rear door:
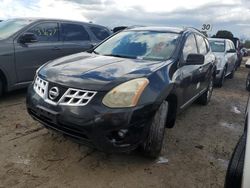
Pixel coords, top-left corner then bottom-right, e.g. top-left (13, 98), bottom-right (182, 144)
top-left (225, 40), bottom-right (234, 74)
top-left (14, 21), bottom-right (64, 83)
top-left (88, 25), bottom-right (111, 44)
top-left (60, 22), bottom-right (94, 56)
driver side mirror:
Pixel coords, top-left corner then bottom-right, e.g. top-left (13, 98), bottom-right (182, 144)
top-left (19, 33), bottom-right (38, 44)
top-left (246, 63), bottom-right (250, 69)
top-left (186, 54), bottom-right (205, 65)
top-left (226, 49), bottom-right (236, 53)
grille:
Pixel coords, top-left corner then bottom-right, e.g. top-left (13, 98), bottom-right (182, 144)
top-left (33, 76), bottom-right (48, 98)
top-left (59, 88), bottom-right (96, 106)
top-left (33, 76), bottom-right (96, 106)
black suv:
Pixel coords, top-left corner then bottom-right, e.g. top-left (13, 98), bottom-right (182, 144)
top-left (26, 27), bottom-right (216, 158)
top-left (0, 18), bottom-right (111, 96)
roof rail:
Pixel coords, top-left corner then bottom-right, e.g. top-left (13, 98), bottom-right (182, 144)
top-left (184, 27), bottom-right (203, 34)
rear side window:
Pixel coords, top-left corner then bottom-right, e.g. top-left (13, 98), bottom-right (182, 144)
top-left (62, 23), bottom-right (90, 41)
top-left (89, 26), bottom-right (110, 40)
top-left (196, 35), bottom-right (208, 55)
top-left (27, 22), bottom-right (59, 42)
top-left (204, 38), bottom-right (210, 52)
top-left (183, 34), bottom-right (198, 61)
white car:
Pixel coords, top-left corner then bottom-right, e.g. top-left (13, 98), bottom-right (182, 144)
top-left (209, 38), bottom-right (237, 87)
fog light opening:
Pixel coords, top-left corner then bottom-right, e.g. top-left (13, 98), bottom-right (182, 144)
top-left (108, 129), bottom-right (128, 142)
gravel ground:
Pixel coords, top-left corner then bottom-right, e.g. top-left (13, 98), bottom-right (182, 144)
top-left (0, 58), bottom-right (249, 188)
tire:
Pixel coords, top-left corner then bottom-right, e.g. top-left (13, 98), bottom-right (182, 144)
top-left (246, 73), bottom-right (250, 91)
top-left (217, 68), bottom-right (226, 88)
top-left (141, 101), bottom-right (168, 158)
top-left (228, 66), bottom-right (235, 79)
top-left (224, 134), bottom-right (246, 188)
top-left (197, 76), bottom-right (214, 105)
top-left (0, 78), bottom-right (3, 97)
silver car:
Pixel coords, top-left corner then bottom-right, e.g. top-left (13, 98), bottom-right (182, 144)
top-left (0, 18), bottom-right (111, 96)
top-left (209, 38), bottom-right (237, 87)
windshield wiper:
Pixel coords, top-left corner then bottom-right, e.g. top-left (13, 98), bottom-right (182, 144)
top-left (92, 50), bottom-right (99, 55)
top-left (103, 54), bottom-right (136, 59)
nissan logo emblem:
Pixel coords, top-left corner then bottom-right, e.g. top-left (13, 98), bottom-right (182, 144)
top-left (49, 87), bottom-right (59, 100)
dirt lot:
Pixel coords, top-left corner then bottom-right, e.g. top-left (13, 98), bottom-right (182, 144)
top-left (0, 58), bottom-right (249, 188)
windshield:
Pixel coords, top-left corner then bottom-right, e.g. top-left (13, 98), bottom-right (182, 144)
top-left (0, 19), bottom-right (33, 39)
top-left (94, 31), bottom-right (180, 61)
top-left (209, 40), bottom-right (225, 52)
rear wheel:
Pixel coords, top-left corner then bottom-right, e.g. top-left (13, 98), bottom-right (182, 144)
top-left (225, 134), bottom-right (246, 188)
top-left (228, 66), bottom-right (235, 79)
top-left (141, 101), bottom-right (168, 158)
top-left (197, 76), bottom-right (213, 105)
top-left (217, 68), bottom-right (226, 87)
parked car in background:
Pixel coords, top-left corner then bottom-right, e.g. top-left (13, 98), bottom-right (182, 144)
top-left (27, 27), bottom-right (216, 158)
top-left (225, 95), bottom-right (249, 188)
top-left (209, 38), bottom-right (237, 87)
top-left (0, 18), bottom-right (111, 96)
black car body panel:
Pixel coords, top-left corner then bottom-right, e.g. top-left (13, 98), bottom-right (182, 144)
top-left (27, 27), bottom-right (216, 153)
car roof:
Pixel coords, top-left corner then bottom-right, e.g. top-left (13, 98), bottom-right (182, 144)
top-left (6, 17), bottom-right (108, 28)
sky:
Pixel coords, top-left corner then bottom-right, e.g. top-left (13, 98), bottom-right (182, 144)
top-left (0, 0), bottom-right (250, 39)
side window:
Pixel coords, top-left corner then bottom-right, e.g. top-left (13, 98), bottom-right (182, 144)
top-left (89, 26), bottom-right (110, 40)
top-left (196, 35), bottom-right (208, 55)
top-left (62, 23), bottom-right (90, 41)
top-left (183, 34), bottom-right (198, 61)
top-left (27, 22), bottom-right (59, 42)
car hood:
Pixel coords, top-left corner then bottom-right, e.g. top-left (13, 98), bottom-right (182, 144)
top-left (39, 52), bottom-right (168, 91)
top-left (213, 52), bottom-right (225, 59)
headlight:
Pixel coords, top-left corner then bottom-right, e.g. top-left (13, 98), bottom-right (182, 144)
top-left (102, 78), bottom-right (149, 108)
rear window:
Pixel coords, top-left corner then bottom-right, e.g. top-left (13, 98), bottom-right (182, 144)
top-left (62, 23), bottom-right (90, 41)
top-left (209, 41), bottom-right (225, 52)
top-left (28, 22), bottom-right (59, 42)
top-left (89, 26), bottom-right (110, 40)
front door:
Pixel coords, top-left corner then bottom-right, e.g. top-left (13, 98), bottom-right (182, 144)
top-left (60, 23), bottom-right (94, 56)
top-left (14, 22), bottom-right (64, 83)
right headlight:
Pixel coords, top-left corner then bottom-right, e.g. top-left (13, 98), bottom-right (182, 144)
top-left (102, 78), bottom-right (149, 108)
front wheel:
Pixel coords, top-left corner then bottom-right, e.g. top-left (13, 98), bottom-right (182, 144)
top-left (197, 76), bottom-right (214, 105)
top-left (0, 78), bottom-right (3, 97)
top-left (140, 101), bottom-right (168, 158)
top-left (246, 73), bottom-right (250, 91)
top-left (228, 66), bottom-right (235, 79)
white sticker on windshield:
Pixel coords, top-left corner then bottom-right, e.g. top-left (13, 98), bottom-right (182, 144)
top-left (214, 42), bottom-right (224, 45)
